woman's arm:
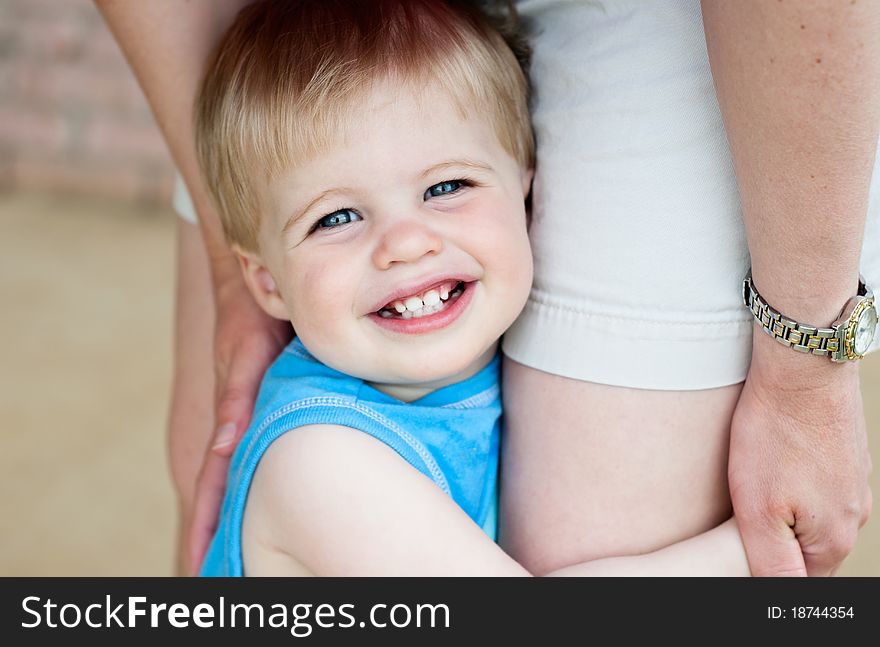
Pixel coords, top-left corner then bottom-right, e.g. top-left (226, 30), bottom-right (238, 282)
top-left (245, 425), bottom-right (749, 576)
top-left (94, 1), bottom-right (291, 574)
top-left (94, 0), bottom-right (248, 266)
top-left (702, 0), bottom-right (878, 576)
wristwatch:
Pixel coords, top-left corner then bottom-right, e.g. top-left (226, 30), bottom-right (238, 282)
top-left (742, 269), bottom-right (877, 362)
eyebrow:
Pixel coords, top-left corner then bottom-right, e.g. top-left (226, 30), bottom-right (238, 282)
top-left (419, 159), bottom-right (495, 179)
top-left (281, 187), bottom-right (353, 234)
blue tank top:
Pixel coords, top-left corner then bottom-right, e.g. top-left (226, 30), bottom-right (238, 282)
top-left (201, 337), bottom-right (501, 576)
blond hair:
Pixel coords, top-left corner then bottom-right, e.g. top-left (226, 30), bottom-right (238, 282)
top-left (195, 0), bottom-right (534, 251)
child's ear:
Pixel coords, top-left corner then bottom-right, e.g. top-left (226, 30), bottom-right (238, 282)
top-left (234, 246), bottom-right (289, 321)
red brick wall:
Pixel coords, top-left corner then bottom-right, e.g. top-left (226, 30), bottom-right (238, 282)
top-left (0, 0), bottom-right (175, 206)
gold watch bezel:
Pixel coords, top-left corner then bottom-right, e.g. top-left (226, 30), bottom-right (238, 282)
top-left (843, 296), bottom-right (877, 360)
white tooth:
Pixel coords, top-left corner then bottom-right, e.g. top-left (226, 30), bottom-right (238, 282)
top-left (423, 290), bottom-right (440, 306)
top-left (404, 296), bottom-right (424, 312)
top-left (402, 310), bottom-right (413, 319)
top-left (394, 302), bottom-right (406, 314)
top-left (379, 310), bottom-right (392, 318)
top-left (440, 285), bottom-right (450, 300)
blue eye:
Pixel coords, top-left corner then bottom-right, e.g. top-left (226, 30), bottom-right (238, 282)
top-left (424, 180), bottom-right (464, 199)
top-left (316, 208), bottom-right (362, 230)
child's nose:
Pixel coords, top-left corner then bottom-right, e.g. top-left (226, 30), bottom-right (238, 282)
top-left (371, 219), bottom-right (443, 269)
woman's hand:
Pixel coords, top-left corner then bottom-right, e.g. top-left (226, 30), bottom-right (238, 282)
top-left (187, 269), bottom-right (292, 574)
top-left (728, 330), bottom-right (872, 576)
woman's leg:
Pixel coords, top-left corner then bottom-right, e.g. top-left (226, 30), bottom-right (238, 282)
top-left (167, 218), bottom-right (216, 575)
top-left (500, 357), bottom-right (741, 575)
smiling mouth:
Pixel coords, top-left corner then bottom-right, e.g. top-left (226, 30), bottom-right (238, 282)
top-left (376, 281), bottom-right (466, 319)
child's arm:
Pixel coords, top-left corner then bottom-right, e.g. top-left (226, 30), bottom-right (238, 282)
top-left (243, 424), bottom-right (530, 576)
top-left (243, 424), bottom-right (749, 576)
top-left (545, 518), bottom-right (750, 576)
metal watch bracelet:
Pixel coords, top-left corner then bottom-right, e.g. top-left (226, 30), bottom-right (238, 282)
top-left (742, 270), bottom-right (843, 359)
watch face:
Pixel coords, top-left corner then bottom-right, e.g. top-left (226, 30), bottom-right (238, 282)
top-left (854, 303), bottom-right (878, 356)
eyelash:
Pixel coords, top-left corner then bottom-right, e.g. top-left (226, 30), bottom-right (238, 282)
top-left (423, 178), bottom-right (471, 199)
top-left (308, 178), bottom-right (474, 233)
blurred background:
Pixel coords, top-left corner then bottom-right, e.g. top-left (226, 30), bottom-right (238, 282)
top-left (1, 0), bottom-right (177, 575)
top-left (0, 0), bottom-right (878, 576)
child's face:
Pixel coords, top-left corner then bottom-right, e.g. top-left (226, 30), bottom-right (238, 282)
top-left (244, 82), bottom-right (533, 395)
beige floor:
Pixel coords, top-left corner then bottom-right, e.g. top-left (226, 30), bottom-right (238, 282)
top-left (1, 191), bottom-right (176, 575)
top-left (1, 190), bottom-right (878, 576)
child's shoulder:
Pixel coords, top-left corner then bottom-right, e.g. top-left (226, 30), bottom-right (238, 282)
top-left (242, 422), bottom-right (445, 575)
top-left (256, 422), bottom-right (416, 492)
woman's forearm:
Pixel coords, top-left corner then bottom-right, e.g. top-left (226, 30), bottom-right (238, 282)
top-left (702, 0), bottom-right (880, 330)
top-left (95, 0), bottom-right (254, 283)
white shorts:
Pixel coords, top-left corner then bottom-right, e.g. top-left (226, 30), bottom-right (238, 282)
top-left (174, 0), bottom-right (880, 390)
top-left (500, 0), bottom-right (880, 389)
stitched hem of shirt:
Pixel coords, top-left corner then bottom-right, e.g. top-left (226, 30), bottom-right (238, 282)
top-left (238, 397), bottom-right (450, 494)
top-left (442, 384), bottom-right (500, 409)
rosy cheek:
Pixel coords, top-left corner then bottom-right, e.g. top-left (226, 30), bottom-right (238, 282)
top-left (296, 260), bottom-right (353, 317)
